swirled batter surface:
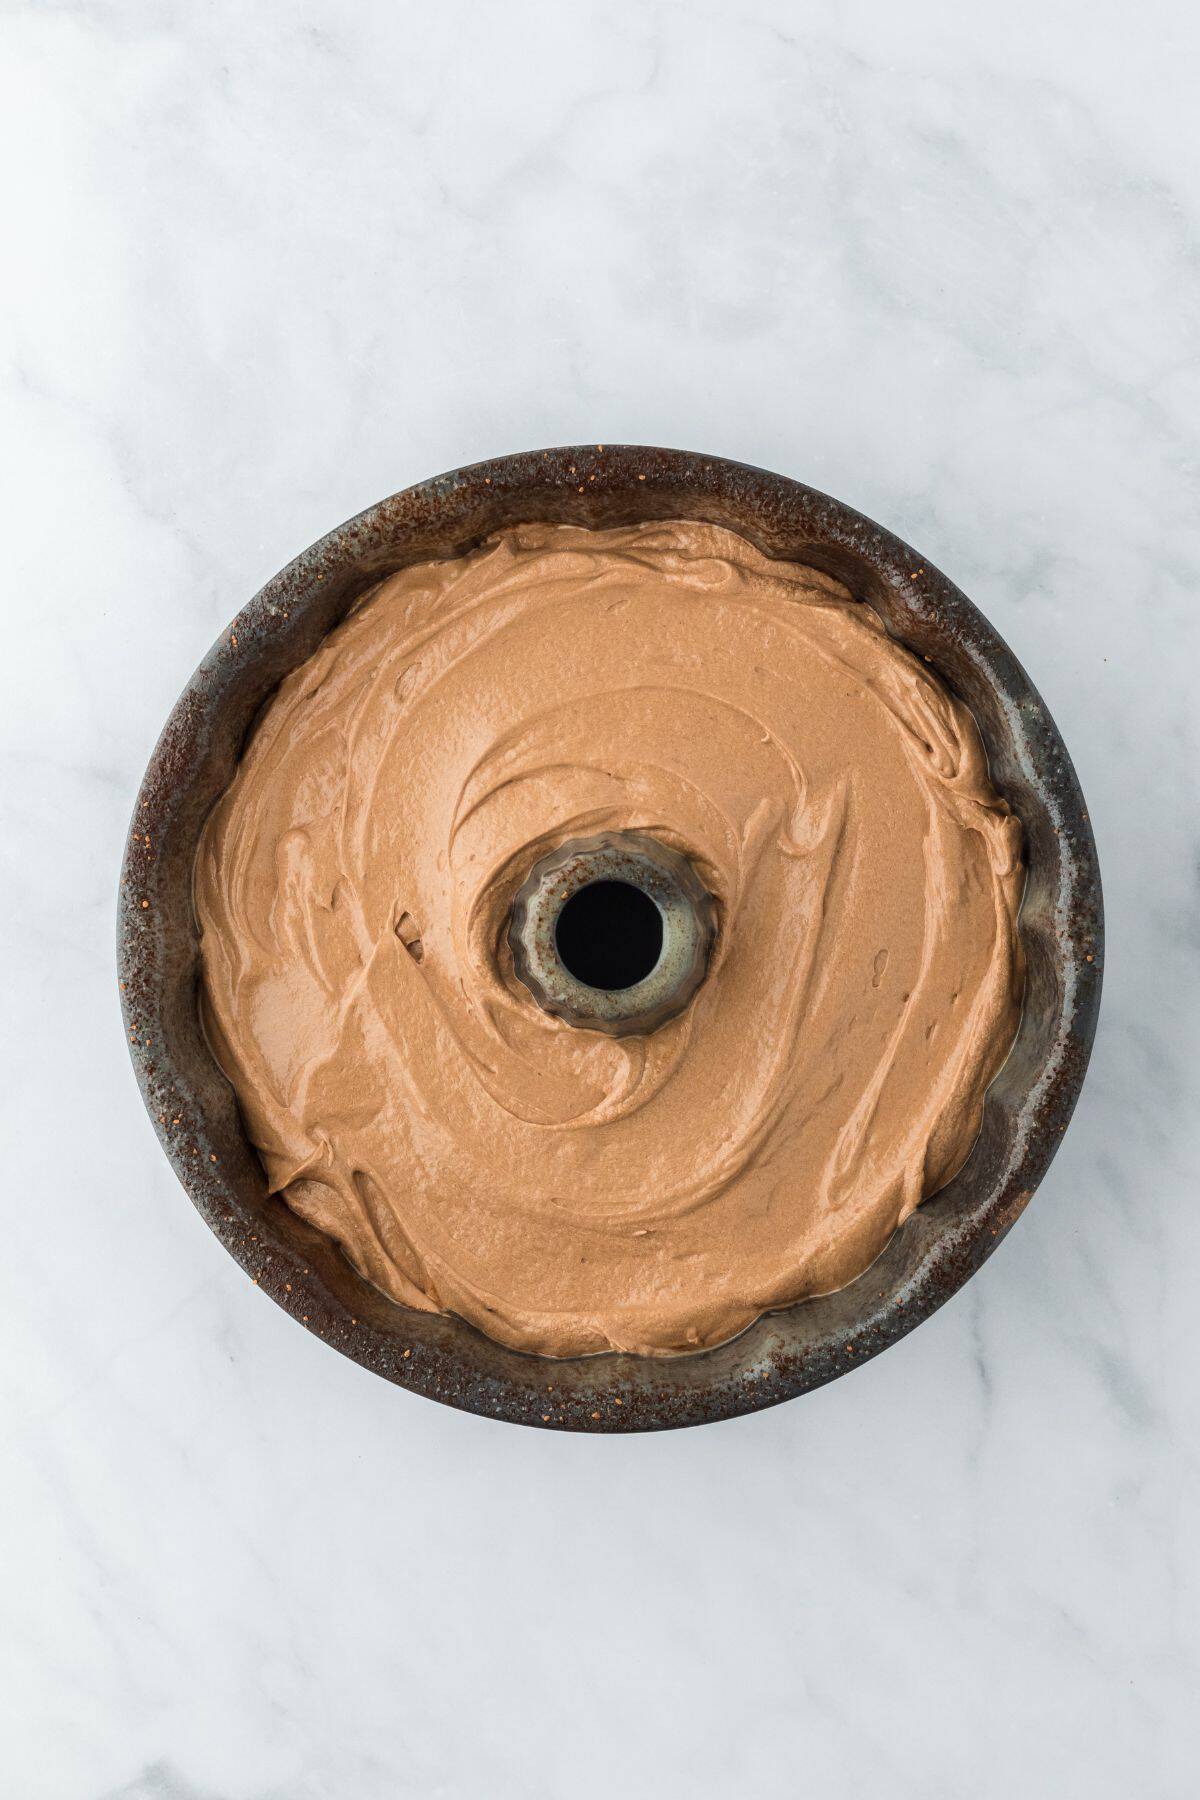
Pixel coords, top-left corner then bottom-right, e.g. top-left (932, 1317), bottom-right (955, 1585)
top-left (196, 521), bottom-right (1024, 1356)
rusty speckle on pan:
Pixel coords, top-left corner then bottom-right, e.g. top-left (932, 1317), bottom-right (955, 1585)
top-left (117, 447), bottom-right (1103, 1432)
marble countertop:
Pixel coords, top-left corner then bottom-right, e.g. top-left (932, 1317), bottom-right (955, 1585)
top-left (3, 2), bottom-right (1198, 1795)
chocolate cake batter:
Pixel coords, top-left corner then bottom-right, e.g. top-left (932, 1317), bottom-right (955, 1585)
top-left (195, 521), bottom-right (1024, 1356)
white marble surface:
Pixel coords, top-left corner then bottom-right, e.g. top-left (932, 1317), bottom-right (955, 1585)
top-left (2, 1), bottom-right (1198, 1794)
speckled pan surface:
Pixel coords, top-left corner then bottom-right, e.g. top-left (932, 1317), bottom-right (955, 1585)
top-left (118, 446), bottom-right (1103, 1432)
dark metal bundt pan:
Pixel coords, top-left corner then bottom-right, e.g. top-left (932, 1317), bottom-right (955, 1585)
top-left (118, 446), bottom-right (1103, 1431)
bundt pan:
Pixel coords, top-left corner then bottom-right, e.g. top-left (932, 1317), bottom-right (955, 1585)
top-left (118, 447), bottom-right (1103, 1432)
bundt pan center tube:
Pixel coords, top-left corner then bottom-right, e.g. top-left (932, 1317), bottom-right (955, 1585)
top-left (509, 831), bottom-right (717, 1036)
top-left (118, 446), bottom-right (1102, 1431)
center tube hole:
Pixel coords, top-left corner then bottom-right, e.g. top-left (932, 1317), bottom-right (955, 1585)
top-left (554, 880), bottom-right (664, 991)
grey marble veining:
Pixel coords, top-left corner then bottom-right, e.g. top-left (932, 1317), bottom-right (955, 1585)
top-left (1, 2), bottom-right (1198, 1795)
